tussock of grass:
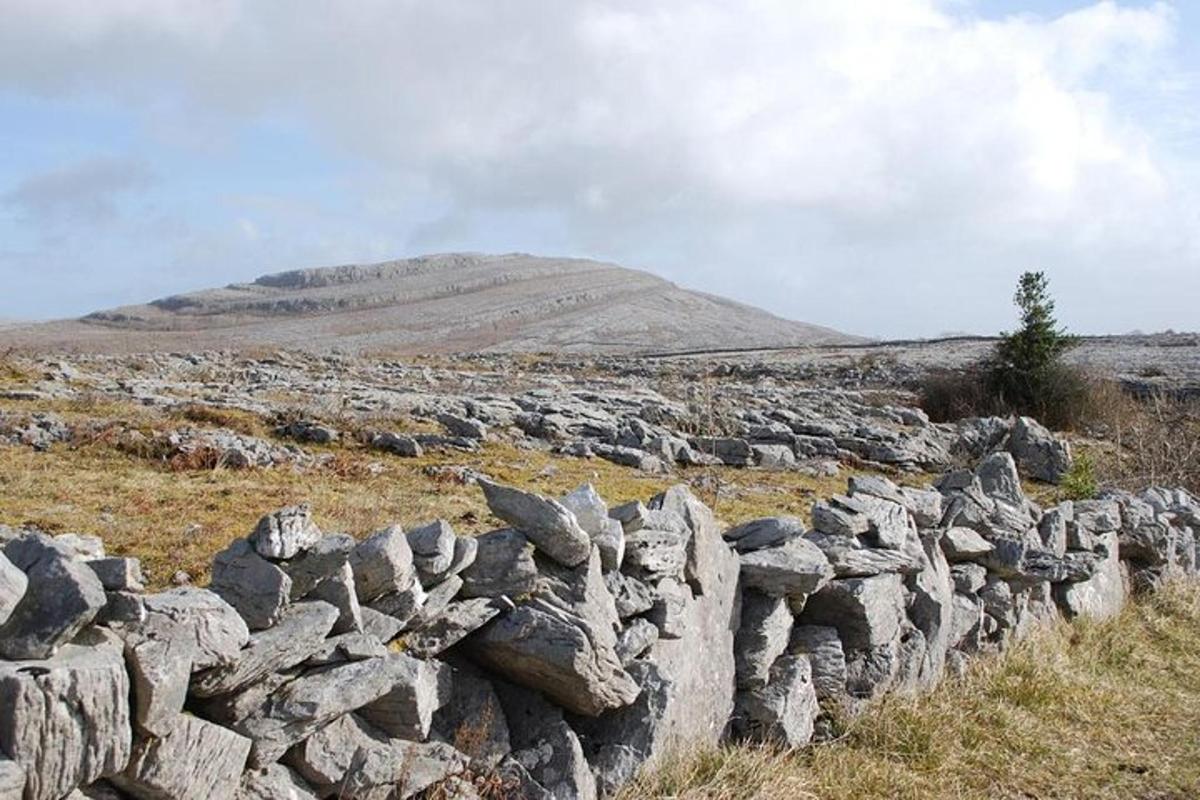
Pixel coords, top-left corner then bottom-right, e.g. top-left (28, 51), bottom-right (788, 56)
top-left (623, 582), bottom-right (1200, 800)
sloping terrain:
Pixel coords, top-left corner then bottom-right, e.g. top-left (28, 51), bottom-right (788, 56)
top-left (2, 253), bottom-right (857, 354)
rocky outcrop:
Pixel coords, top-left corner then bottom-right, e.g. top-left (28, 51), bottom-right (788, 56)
top-left (0, 472), bottom-right (1195, 799)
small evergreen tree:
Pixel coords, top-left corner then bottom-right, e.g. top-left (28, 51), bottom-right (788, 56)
top-left (986, 271), bottom-right (1079, 421)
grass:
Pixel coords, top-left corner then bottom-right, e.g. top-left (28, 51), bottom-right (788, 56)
top-left (0, 396), bottom-right (863, 587)
top-left (622, 581), bottom-right (1200, 800)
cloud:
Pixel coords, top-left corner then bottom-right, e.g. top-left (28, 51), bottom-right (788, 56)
top-left (3, 157), bottom-right (156, 226)
top-left (0, 0), bottom-right (1195, 335)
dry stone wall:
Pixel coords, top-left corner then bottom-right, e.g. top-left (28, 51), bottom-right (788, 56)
top-left (1, 462), bottom-right (1197, 800)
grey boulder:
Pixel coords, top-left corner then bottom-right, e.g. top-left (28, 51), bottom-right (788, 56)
top-left (0, 533), bottom-right (107, 660)
top-left (0, 629), bottom-right (132, 800)
top-left (249, 504), bottom-right (321, 560)
top-left (479, 480), bottom-right (592, 566)
top-left (113, 714), bottom-right (251, 800)
top-left (739, 538), bottom-right (833, 598)
top-left (458, 529), bottom-right (538, 599)
top-left (210, 539), bottom-right (293, 630)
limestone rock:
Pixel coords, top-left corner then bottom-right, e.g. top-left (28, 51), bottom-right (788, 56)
top-left (804, 531), bottom-right (924, 578)
top-left (407, 520), bottom-right (458, 582)
top-left (940, 527), bottom-right (995, 562)
top-left (360, 606), bottom-right (405, 643)
top-left (0, 553), bottom-right (27, 628)
top-left (135, 587), bottom-right (250, 669)
top-left (798, 574), bottom-right (907, 652)
top-left (0, 760), bottom-right (23, 800)
top-left (114, 714), bottom-right (251, 800)
top-left (733, 654), bottom-right (819, 747)
top-left (367, 580), bottom-right (427, 627)
top-left (349, 525), bottom-right (417, 603)
top-left (458, 529), bottom-right (538, 599)
top-left (0, 533), bottom-right (107, 660)
top-left (468, 597), bottom-right (638, 716)
top-left (236, 764), bottom-right (320, 800)
top-left (249, 504), bottom-right (321, 560)
top-left (191, 601), bottom-right (340, 697)
top-left (126, 635), bottom-right (194, 737)
top-left (211, 538), bottom-right (293, 630)
top-left (86, 557), bottom-right (145, 592)
top-left (560, 484), bottom-right (626, 571)
top-left (622, 529), bottom-right (688, 579)
top-left (470, 548), bottom-right (635, 716)
top-left (280, 533), bottom-right (355, 599)
top-left (479, 480), bottom-right (591, 566)
top-left (430, 663), bottom-right (511, 770)
top-left (571, 661), bottom-right (672, 798)
top-left (739, 538), bottom-right (833, 598)
top-left (1008, 416), bottom-right (1072, 483)
top-left (232, 654), bottom-right (418, 767)
top-left (616, 618), bottom-right (659, 664)
top-left (359, 652), bottom-right (448, 740)
top-left (406, 597), bottom-right (505, 658)
top-left (0, 629), bottom-right (132, 800)
top-left (646, 577), bottom-right (691, 639)
top-left (734, 590), bottom-right (793, 689)
top-left (1055, 532), bottom-right (1126, 621)
top-left (604, 571), bottom-right (655, 619)
top-left (907, 530), bottom-right (953, 688)
top-left (447, 536), bottom-right (479, 577)
top-left (511, 720), bottom-right (597, 800)
top-left (724, 517), bottom-right (805, 553)
top-left (898, 486), bottom-right (945, 528)
top-left (370, 431), bottom-right (423, 457)
top-left (306, 563), bottom-right (362, 634)
top-left (789, 625), bottom-right (847, 699)
top-left (287, 713), bottom-right (467, 799)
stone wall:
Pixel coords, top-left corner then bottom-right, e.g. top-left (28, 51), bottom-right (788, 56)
top-left (1, 459), bottom-right (1197, 800)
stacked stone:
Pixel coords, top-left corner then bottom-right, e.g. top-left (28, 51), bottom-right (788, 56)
top-left (1, 471), bottom-right (1196, 800)
top-left (725, 456), bottom-right (1199, 748)
top-left (0, 480), bottom-right (741, 800)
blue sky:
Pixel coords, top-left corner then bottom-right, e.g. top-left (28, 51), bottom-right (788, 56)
top-left (1, 0), bottom-right (1197, 337)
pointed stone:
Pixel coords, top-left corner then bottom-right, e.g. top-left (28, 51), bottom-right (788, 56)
top-left (479, 480), bottom-right (592, 566)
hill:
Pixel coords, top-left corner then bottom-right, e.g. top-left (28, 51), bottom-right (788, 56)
top-left (1, 253), bottom-right (858, 354)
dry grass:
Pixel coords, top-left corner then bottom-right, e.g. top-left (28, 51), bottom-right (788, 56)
top-left (0, 394), bottom-right (864, 587)
top-left (623, 581), bottom-right (1200, 800)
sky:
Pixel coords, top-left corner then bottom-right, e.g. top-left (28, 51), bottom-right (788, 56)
top-left (0, 1), bottom-right (1197, 338)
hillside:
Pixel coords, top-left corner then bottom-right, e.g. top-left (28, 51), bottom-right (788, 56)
top-left (1, 253), bottom-right (858, 354)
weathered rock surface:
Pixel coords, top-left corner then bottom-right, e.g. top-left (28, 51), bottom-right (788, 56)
top-left (249, 505), bottom-right (321, 561)
top-left (739, 538), bottom-right (833, 598)
top-left (0, 534), bottom-right (107, 660)
top-left (0, 629), bottom-right (132, 800)
top-left (349, 525), bottom-right (417, 603)
top-left (211, 539), bottom-right (293, 630)
top-left (114, 714), bottom-right (251, 800)
top-left (191, 601), bottom-right (339, 697)
top-left (480, 480), bottom-right (593, 567)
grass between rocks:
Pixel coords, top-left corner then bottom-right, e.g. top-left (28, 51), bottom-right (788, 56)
top-left (0, 397), bottom-right (860, 587)
top-left (622, 581), bottom-right (1200, 800)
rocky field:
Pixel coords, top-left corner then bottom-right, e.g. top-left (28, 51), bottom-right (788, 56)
top-left (0, 347), bottom-right (1198, 800)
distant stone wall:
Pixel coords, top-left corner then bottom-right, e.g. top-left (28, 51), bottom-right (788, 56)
top-left (1, 460), bottom-right (1196, 800)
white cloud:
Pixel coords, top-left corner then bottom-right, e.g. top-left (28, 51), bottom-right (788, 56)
top-left (3, 157), bottom-right (155, 225)
top-left (0, 0), bottom-right (1195, 335)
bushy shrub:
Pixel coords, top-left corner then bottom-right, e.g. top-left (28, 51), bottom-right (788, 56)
top-left (1059, 451), bottom-right (1098, 500)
